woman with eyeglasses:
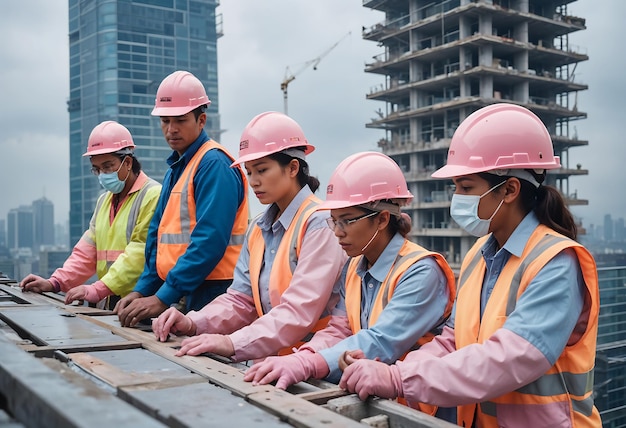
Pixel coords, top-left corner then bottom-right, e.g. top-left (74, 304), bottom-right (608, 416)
top-left (151, 112), bottom-right (347, 362)
top-left (338, 104), bottom-right (601, 427)
top-left (20, 121), bottom-right (161, 309)
top-left (243, 151), bottom-right (455, 417)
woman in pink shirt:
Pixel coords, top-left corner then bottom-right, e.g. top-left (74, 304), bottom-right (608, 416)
top-left (20, 121), bottom-right (161, 309)
top-left (151, 112), bottom-right (347, 362)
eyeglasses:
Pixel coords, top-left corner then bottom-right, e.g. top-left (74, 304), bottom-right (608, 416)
top-left (326, 211), bottom-right (378, 232)
top-left (90, 157), bottom-right (126, 176)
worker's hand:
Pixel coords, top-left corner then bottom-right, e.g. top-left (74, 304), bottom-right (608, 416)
top-left (339, 359), bottom-right (402, 401)
top-left (65, 284), bottom-right (103, 305)
top-left (338, 349), bottom-right (367, 372)
top-left (243, 350), bottom-right (328, 390)
top-left (20, 274), bottom-right (54, 293)
top-left (113, 291), bottom-right (141, 314)
top-left (64, 285), bottom-right (88, 305)
top-left (176, 333), bottom-right (234, 358)
top-left (116, 294), bottom-right (166, 327)
top-left (152, 307), bottom-right (195, 342)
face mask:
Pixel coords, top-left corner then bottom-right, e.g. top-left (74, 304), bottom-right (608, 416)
top-left (450, 181), bottom-right (505, 237)
top-left (98, 159), bottom-right (130, 194)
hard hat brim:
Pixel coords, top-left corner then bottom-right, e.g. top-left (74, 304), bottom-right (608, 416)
top-left (151, 101), bottom-right (211, 117)
top-left (231, 145), bottom-right (315, 167)
top-left (82, 146), bottom-right (135, 157)
top-left (317, 200), bottom-right (354, 211)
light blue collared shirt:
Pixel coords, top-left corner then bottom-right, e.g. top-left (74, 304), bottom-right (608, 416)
top-left (230, 185), bottom-right (333, 316)
top-left (447, 212), bottom-right (585, 365)
top-left (320, 233), bottom-right (450, 382)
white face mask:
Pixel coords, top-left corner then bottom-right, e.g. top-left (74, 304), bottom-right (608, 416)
top-left (450, 181), bottom-right (505, 237)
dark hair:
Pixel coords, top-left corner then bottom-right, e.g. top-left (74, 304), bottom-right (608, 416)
top-left (191, 105), bottom-right (207, 121)
top-left (479, 171), bottom-right (577, 240)
top-left (358, 204), bottom-right (412, 238)
top-left (117, 154), bottom-right (141, 175)
top-left (269, 148), bottom-right (320, 192)
top-left (389, 211), bottom-right (412, 238)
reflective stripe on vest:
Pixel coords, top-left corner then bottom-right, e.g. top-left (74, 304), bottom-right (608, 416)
top-left (344, 239), bottom-right (456, 416)
top-left (455, 225), bottom-right (601, 428)
top-left (344, 240), bottom-right (455, 337)
top-left (95, 179), bottom-right (161, 270)
top-left (157, 140), bottom-right (248, 280)
top-left (248, 195), bottom-right (329, 355)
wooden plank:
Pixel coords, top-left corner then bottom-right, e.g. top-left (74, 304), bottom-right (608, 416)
top-left (0, 305), bottom-right (133, 347)
top-left (80, 314), bottom-right (262, 397)
top-left (248, 389), bottom-right (364, 428)
top-left (371, 400), bottom-right (457, 428)
top-left (19, 341), bottom-right (142, 357)
top-left (122, 382), bottom-right (292, 427)
top-left (0, 334), bottom-right (166, 427)
top-left (70, 348), bottom-right (204, 390)
top-left (325, 395), bottom-right (457, 428)
top-left (294, 386), bottom-right (348, 405)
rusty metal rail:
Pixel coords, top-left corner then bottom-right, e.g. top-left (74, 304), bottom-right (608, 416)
top-left (0, 283), bottom-right (454, 428)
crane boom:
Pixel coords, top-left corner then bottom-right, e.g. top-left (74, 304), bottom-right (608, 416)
top-left (281, 31), bottom-right (351, 115)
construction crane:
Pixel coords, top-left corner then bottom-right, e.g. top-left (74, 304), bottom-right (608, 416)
top-left (281, 31), bottom-right (351, 115)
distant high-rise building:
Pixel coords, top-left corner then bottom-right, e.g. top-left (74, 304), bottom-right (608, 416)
top-left (7, 206), bottom-right (34, 250)
top-left (595, 265), bottom-right (626, 427)
top-left (362, 0), bottom-right (588, 269)
top-left (604, 213), bottom-right (614, 242)
top-left (0, 219), bottom-right (6, 248)
top-left (32, 197), bottom-right (55, 251)
top-left (39, 248), bottom-right (72, 278)
top-left (67, 0), bottom-right (222, 245)
top-left (55, 221), bottom-right (70, 248)
top-left (615, 218), bottom-right (625, 242)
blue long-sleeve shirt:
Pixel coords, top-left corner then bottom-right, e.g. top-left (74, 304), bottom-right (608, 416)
top-left (134, 130), bottom-right (246, 309)
top-left (446, 212), bottom-right (585, 365)
top-left (319, 233), bottom-right (451, 382)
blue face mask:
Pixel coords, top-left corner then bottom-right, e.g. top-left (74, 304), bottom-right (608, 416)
top-left (97, 159), bottom-right (130, 194)
top-left (450, 181), bottom-right (505, 237)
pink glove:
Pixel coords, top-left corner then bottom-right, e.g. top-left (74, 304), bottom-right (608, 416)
top-left (339, 359), bottom-right (403, 401)
top-left (243, 350), bottom-right (329, 390)
top-left (83, 281), bottom-right (114, 303)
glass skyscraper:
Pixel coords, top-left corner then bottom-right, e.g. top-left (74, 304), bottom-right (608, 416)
top-left (67, 0), bottom-right (221, 245)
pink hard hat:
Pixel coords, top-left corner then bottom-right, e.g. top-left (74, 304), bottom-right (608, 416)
top-left (83, 121), bottom-right (135, 157)
top-left (319, 151), bottom-right (413, 211)
top-left (151, 70), bottom-right (211, 117)
top-left (432, 103), bottom-right (560, 179)
top-left (232, 111), bottom-right (315, 166)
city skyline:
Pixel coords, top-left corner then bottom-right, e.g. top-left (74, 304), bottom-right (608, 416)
top-left (1, 1), bottom-right (624, 231)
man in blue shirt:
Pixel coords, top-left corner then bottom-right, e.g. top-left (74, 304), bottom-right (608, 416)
top-left (115, 70), bottom-right (248, 327)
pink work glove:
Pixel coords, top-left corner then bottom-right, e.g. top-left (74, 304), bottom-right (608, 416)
top-left (243, 349), bottom-right (329, 390)
top-left (339, 359), bottom-right (403, 401)
top-left (65, 282), bottom-right (113, 305)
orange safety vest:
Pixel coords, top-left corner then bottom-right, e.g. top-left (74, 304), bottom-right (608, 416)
top-left (455, 225), bottom-right (601, 428)
top-left (157, 140), bottom-right (249, 281)
top-left (248, 194), bottom-right (330, 356)
top-left (344, 239), bottom-right (456, 415)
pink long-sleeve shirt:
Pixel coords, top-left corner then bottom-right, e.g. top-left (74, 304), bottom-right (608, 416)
top-left (187, 187), bottom-right (347, 362)
top-left (50, 172), bottom-right (151, 297)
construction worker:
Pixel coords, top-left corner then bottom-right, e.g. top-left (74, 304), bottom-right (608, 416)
top-left (243, 151), bottom-right (456, 417)
top-left (115, 70), bottom-right (248, 327)
top-left (20, 121), bottom-right (161, 309)
top-left (151, 112), bottom-right (347, 362)
top-left (339, 104), bottom-right (601, 427)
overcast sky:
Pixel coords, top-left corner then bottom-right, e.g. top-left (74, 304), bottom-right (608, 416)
top-left (1, 1), bottom-right (622, 229)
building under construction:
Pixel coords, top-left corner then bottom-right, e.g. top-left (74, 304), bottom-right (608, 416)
top-left (362, 0), bottom-right (588, 269)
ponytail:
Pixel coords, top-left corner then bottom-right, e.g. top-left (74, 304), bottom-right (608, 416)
top-left (480, 171), bottom-right (577, 240)
top-left (388, 212), bottom-right (412, 238)
top-left (534, 184), bottom-right (578, 240)
top-left (270, 149), bottom-right (320, 193)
